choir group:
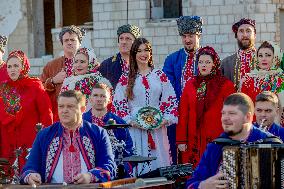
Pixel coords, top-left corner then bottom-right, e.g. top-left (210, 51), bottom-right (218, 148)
top-left (0, 16), bottom-right (283, 189)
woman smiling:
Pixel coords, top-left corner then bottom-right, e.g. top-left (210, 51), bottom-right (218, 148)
top-left (61, 47), bottom-right (112, 111)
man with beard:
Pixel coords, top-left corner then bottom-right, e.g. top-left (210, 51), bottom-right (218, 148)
top-left (221, 18), bottom-right (257, 90)
top-left (163, 16), bottom-right (202, 165)
top-left (254, 91), bottom-right (284, 141)
top-left (163, 16), bottom-right (203, 99)
top-left (186, 93), bottom-right (274, 189)
top-left (41, 25), bottom-right (85, 121)
top-left (98, 24), bottom-right (141, 88)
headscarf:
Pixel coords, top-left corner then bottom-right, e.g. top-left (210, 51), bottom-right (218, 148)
top-left (232, 18), bottom-right (256, 34)
top-left (75, 47), bottom-right (99, 74)
top-left (196, 46), bottom-right (221, 77)
top-left (1, 50), bottom-right (42, 117)
top-left (194, 46), bottom-right (226, 121)
top-left (254, 41), bottom-right (283, 72)
top-left (7, 50), bottom-right (30, 80)
top-left (176, 16), bottom-right (203, 35)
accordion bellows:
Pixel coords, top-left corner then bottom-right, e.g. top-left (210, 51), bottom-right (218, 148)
top-left (221, 144), bottom-right (284, 189)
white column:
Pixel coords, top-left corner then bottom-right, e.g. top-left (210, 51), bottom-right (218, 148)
top-left (54, 0), bottom-right (63, 27)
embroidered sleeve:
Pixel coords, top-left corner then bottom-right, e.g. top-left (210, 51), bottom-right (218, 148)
top-left (163, 54), bottom-right (175, 87)
top-left (113, 74), bottom-right (131, 124)
top-left (156, 70), bottom-right (178, 126)
top-left (89, 167), bottom-right (111, 183)
top-left (93, 128), bottom-right (116, 180)
top-left (20, 131), bottom-right (44, 184)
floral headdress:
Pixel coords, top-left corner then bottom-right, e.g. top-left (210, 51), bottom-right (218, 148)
top-left (76, 47), bottom-right (99, 73)
top-left (197, 46), bottom-right (221, 76)
top-left (7, 50), bottom-right (30, 79)
top-left (252, 41), bottom-right (283, 73)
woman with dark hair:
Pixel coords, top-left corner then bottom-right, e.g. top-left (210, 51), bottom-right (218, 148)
top-left (0, 50), bottom-right (53, 172)
top-left (177, 46), bottom-right (235, 167)
top-left (113, 38), bottom-right (178, 174)
top-left (240, 41), bottom-right (284, 125)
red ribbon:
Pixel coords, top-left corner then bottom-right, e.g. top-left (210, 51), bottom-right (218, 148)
top-left (147, 131), bottom-right (156, 149)
top-left (69, 130), bottom-right (76, 152)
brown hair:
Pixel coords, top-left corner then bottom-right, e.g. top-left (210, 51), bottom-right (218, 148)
top-left (257, 41), bottom-right (274, 56)
top-left (224, 93), bottom-right (254, 115)
top-left (126, 38), bottom-right (154, 100)
top-left (58, 90), bottom-right (86, 107)
top-left (256, 91), bottom-right (279, 108)
top-left (92, 83), bottom-right (111, 95)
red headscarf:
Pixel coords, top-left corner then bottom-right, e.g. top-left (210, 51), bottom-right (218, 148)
top-left (0, 50), bottom-right (44, 127)
top-left (194, 46), bottom-right (226, 121)
top-left (7, 50), bottom-right (30, 80)
top-left (5, 50), bottom-right (43, 88)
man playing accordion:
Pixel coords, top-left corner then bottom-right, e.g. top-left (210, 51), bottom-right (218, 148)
top-left (186, 93), bottom-right (282, 189)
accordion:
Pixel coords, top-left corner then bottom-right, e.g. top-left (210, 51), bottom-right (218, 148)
top-left (222, 144), bottom-right (284, 189)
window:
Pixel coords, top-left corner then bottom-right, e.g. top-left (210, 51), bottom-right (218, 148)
top-left (62, 0), bottom-right (92, 26)
top-left (150, 0), bottom-right (182, 19)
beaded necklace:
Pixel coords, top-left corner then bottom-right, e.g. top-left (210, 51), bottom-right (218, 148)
top-left (234, 48), bottom-right (256, 90)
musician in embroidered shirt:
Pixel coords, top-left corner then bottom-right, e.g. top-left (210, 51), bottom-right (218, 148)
top-left (253, 91), bottom-right (284, 141)
top-left (20, 90), bottom-right (116, 185)
top-left (186, 93), bottom-right (273, 189)
top-left (82, 83), bottom-right (135, 178)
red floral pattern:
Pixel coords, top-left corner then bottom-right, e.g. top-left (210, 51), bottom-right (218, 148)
top-left (240, 72), bottom-right (284, 125)
top-left (118, 74), bottom-right (128, 86)
top-left (121, 59), bottom-right (129, 73)
top-left (92, 115), bottom-right (105, 127)
top-left (62, 128), bottom-right (81, 183)
top-left (235, 48), bottom-right (256, 88)
top-left (64, 58), bottom-right (74, 77)
top-left (181, 52), bottom-right (196, 90)
top-left (160, 73), bottom-right (168, 83)
top-left (0, 83), bottom-right (21, 115)
top-left (142, 76), bottom-right (150, 89)
top-left (113, 69), bottom-right (178, 125)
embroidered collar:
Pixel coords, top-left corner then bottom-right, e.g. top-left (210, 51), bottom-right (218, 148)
top-left (92, 114), bottom-right (106, 127)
